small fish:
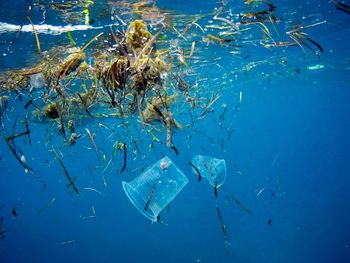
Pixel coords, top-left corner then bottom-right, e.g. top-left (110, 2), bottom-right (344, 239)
top-left (214, 182), bottom-right (218, 198)
top-left (174, 75), bottom-right (189, 92)
top-left (152, 105), bottom-right (166, 124)
top-left (219, 104), bottom-right (227, 121)
top-left (12, 207), bottom-right (18, 217)
top-left (220, 138), bottom-right (224, 150)
top-left (268, 219), bottom-right (272, 226)
top-left (120, 143), bottom-right (127, 173)
top-left (145, 182), bottom-right (158, 212)
top-left (24, 99), bottom-right (33, 109)
top-left (187, 161), bottom-right (202, 181)
top-left (170, 145), bottom-right (179, 155)
top-left (55, 103), bottom-right (67, 141)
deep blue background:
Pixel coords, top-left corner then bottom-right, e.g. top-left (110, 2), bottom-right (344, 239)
top-left (0, 0), bottom-right (350, 262)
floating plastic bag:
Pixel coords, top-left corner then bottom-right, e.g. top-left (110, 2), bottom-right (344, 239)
top-left (122, 156), bottom-right (188, 222)
top-left (191, 155), bottom-right (226, 188)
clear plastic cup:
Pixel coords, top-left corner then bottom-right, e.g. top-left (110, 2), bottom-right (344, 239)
top-left (122, 156), bottom-right (189, 222)
top-left (191, 155), bottom-right (226, 188)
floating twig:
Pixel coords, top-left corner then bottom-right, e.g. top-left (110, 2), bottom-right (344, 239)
top-left (35, 197), bottom-right (56, 215)
top-left (4, 137), bottom-right (33, 174)
top-left (226, 194), bottom-right (253, 215)
top-left (52, 147), bottom-right (79, 195)
top-left (83, 187), bottom-right (104, 197)
top-left (85, 128), bottom-right (99, 157)
top-left (216, 206), bottom-right (230, 255)
top-left (27, 16), bottom-right (42, 56)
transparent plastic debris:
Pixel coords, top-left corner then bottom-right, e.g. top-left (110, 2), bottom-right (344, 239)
top-left (191, 155), bottom-right (226, 188)
top-left (122, 156), bottom-right (188, 222)
top-left (30, 73), bottom-right (45, 89)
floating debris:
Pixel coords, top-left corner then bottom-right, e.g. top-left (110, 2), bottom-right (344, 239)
top-left (198, 94), bottom-right (221, 120)
top-left (27, 16), bottom-right (42, 56)
top-left (4, 137), bottom-right (34, 174)
top-left (333, 1), bottom-right (350, 15)
top-left (226, 194), bottom-right (253, 215)
top-left (0, 0), bottom-right (334, 248)
top-left (52, 147), bottom-right (79, 195)
top-left (256, 187), bottom-right (281, 197)
top-left (35, 197), bottom-right (56, 215)
top-left (307, 64), bottom-right (325, 71)
top-left (82, 206), bottom-right (96, 219)
top-left (56, 240), bottom-right (76, 246)
top-left (83, 187), bottom-right (104, 197)
top-left (216, 206), bottom-right (230, 255)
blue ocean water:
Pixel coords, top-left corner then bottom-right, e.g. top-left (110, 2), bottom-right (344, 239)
top-left (0, 0), bottom-right (350, 262)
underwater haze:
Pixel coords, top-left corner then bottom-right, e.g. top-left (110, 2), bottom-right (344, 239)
top-left (0, 0), bottom-right (350, 262)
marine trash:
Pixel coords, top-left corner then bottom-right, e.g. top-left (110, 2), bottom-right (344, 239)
top-left (122, 156), bottom-right (188, 222)
top-left (0, 0), bottom-right (332, 256)
top-left (52, 147), bottom-right (79, 195)
top-left (216, 206), bottom-right (230, 255)
top-left (333, 1), bottom-right (350, 15)
top-left (226, 194), bottom-right (253, 215)
top-left (307, 64), bottom-right (325, 71)
top-left (29, 73), bottom-right (45, 89)
top-left (191, 155), bottom-right (227, 188)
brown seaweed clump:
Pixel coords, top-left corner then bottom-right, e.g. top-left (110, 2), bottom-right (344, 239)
top-left (45, 102), bottom-right (60, 119)
top-left (126, 20), bottom-right (153, 52)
